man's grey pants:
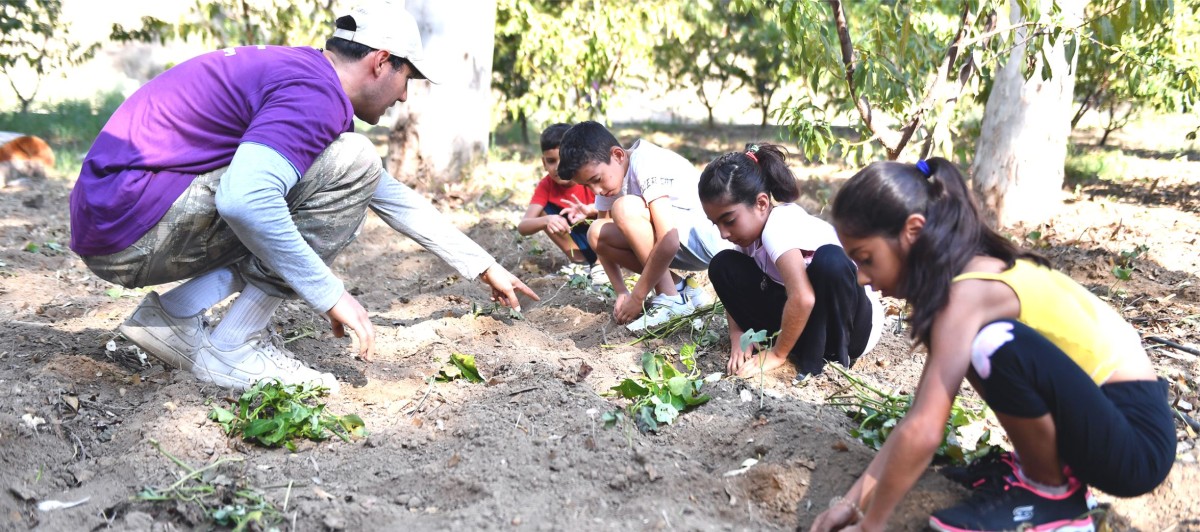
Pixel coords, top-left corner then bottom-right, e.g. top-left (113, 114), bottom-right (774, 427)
top-left (82, 134), bottom-right (381, 302)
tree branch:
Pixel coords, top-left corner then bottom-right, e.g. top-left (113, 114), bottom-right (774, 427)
top-left (828, 0), bottom-right (900, 154)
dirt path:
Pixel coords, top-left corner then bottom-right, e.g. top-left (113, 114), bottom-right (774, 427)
top-left (1, 150), bottom-right (1198, 530)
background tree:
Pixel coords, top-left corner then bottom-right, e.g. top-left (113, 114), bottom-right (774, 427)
top-left (652, 1), bottom-right (736, 129)
top-left (768, 0), bottom-right (1190, 225)
top-left (110, 0), bottom-right (337, 48)
top-left (492, 0), bottom-right (670, 140)
top-left (727, 9), bottom-right (795, 128)
top-left (1070, 3), bottom-right (1200, 146)
top-left (0, 0), bottom-right (100, 113)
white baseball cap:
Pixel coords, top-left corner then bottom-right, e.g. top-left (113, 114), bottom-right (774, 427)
top-left (332, 0), bottom-right (439, 83)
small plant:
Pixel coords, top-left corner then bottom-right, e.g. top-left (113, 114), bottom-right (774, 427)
top-left (1023, 229), bottom-right (1051, 250)
top-left (435, 353), bottom-right (485, 383)
top-left (470, 301), bottom-right (524, 320)
top-left (1109, 244), bottom-right (1149, 295)
top-left (136, 439), bottom-right (280, 532)
top-left (739, 328), bottom-right (779, 409)
top-left (209, 379), bottom-right (366, 451)
top-left (604, 344), bottom-right (713, 433)
top-left (826, 364), bottom-right (995, 466)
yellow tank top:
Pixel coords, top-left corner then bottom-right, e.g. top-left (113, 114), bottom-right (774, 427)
top-left (952, 260), bottom-right (1141, 385)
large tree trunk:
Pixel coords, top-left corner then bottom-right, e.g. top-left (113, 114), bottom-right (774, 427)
top-left (970, 0), bottom-right (1084, 227)
top-left (387, 0), bottom-right (496, 190)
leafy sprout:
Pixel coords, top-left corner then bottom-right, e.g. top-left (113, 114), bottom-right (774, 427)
top-left (435, 353), bottom-right (486, 383)
top-left (209, 379), bottom-right (366, 451)
top-left (604, 344), bottom-right (713, 433)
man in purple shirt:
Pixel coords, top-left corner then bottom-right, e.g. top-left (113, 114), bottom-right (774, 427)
top-left (69, 0), bottom-right (537, 393)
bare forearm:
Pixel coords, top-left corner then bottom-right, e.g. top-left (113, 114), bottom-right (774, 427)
top-left (516, 216), bottom-right (547, 236)
top-left (772, 296), bottom-right (812, 355)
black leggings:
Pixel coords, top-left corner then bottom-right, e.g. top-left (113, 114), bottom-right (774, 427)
top-left (708, 245), bottom-right (874, 376)
top-left (973, 319), bottom-right (1175, 497)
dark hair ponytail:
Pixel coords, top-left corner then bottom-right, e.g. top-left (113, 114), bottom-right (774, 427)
top-left (699, 143), bottom-right (800, 206)
top-left (831, 157), bottom-right (1047, 348)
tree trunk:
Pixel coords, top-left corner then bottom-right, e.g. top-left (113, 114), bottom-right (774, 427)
top-left (386, 0), bottom-right (496, 190)
top-left (970, 0), bottom-right (1084, 227)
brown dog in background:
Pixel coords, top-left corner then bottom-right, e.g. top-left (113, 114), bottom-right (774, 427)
top-left (0, 134), bottom-right (56, 187)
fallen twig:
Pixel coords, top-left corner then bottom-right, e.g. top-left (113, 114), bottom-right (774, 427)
top-left (1147, 336), bottom-right (1200, 357)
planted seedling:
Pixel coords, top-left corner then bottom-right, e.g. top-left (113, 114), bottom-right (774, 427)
top-left (209, 379), bottom-right (366, 451)
top-left (1109, 244), bottom-right (1149, 295)
top-left (136, 439), bottom-right (280, 532)
top-left (825, 364), bottom-right (995, 466)
top-left (471, 301), bottom-right (524, 320)
top-left (627, 301), bottom-right (725, 347)
top-left (435, 352), bottom-right (485, 383)
top-left (604, 344), bottom-right (713, 433)
top-left (739, 328), bottom-right (778, 409)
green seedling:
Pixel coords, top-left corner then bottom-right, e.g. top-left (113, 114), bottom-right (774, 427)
top-left (1023, 229), bottom-right (1050, 250)
top-left (136, 439), bottom-right (280, 532)
top-left (471, 301), bottom-right (524, 320)
top-left (604, 344), bottom-right (712, 433)
top-left (209, 379), bottom-right (366, 451)
top-left (1109, 244), bottom-right (1149, 295)
top-left (826, 364), bottom-right (995, 466)
top-left (435, 352), bottom-right (485, 383)
top-left (740, 328), bottom-right (778, 409)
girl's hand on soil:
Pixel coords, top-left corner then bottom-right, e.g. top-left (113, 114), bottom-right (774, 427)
top-left (480, 263), bottom-right (540, 312)
top-left (326, 291), bottom-right (375, 361)
top-left (544, 215), bottom-right (571, 235)
top-left (730, 348), bottom-right (789, 378)
top-left (614, 292), bottom-right (644, 324)
top-left (810, 502), bottom-right (860, 532)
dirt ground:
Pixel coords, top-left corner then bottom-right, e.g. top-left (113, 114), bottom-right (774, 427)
top-left (1, 124), bottom-right (1198, 531)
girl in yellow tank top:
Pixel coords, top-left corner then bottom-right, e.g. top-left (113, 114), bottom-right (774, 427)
top-left (809, 158), bottom-right (1173, 532)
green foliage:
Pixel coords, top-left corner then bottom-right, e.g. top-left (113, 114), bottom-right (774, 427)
top-left (1073, 1), bottom-right (1200, 141)
top-left (435, 353), bottom-right (486, 383)
top-left (209, 379), bottom-right (366, 451)
top-left (1111, 243), bottom-right (1149, 286)
top-left (136, 439), bottom-right (281, 532)
top-left (629, 301), bottom-right (724, 347)
top-left (652, 1), bottom-right (737, 128)
top-left (605, 345), bottom-right (712, 433)
top-left (493, 0), bottom-right (672, 132)
top-left (1064, 147), bottom-right (1132, 184)
top-left (826, 364), bottom-right (995, 465)
top-left (0, 0), bottom-right (100, 112)
top-left (110, 0), bottom-right (337, 48)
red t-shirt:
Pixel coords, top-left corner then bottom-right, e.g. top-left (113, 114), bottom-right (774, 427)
top-left (529, 174), bottom-right (595, 209)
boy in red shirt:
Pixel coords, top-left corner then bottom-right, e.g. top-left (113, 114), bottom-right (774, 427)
top-left (517, 123), bottom-right (605, 285)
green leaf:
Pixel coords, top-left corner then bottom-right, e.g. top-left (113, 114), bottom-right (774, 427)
top-left (739, 329), bottom-right (769, 352)
top-left (635, 405), bottom-right (658, 433)
top-left (23, 242), bottom-right (40, 253)
top-left (611, 379), bottom-right (650, 399)
top-left (641, 352), bottom-right (661, 380)
top-left (680, 343), bottom-right (697, 372)
top-left (449, 353), bottom-right (484, 383)
top-left (654, 402), bottom-right (679, 425)
top-left (667, 376), bottom-right (690, 397)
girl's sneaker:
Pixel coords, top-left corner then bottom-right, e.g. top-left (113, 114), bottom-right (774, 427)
top-left (929, 474), bottom-right (1096, 532)
top-left (940, 448), bottom-right (1019, 489)
top-left (679, 274), bottom-right (711, 309)
top-left (588, 263), bottom-right (610, 287)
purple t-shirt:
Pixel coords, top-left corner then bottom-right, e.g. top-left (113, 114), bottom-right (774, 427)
top-left (69, 45), bottom-right (353, 255)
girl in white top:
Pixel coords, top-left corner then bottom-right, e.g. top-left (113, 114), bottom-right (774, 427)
top-left (699, 144), bottom-right (881, 378)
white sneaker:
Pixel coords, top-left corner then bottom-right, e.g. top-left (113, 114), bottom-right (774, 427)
top-left (588, 263), bottom-right (610, 286)
top-left (625, 294), bottom-right (693, 332)
top-left (192, 331), bottom-right (340, 394)
top-left (118, 291), bottom-right (206, 371)
top-left (679, 275), bottom-right (711, 309)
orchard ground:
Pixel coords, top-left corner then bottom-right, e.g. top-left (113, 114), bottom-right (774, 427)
top-left (1, 119), bottom-right (1198, 530)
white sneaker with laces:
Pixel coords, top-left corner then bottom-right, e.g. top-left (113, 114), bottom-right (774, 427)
top-left (588, 263), bottom-right (610, 286)
top-left (192, 331), bottom-right (340, 394)
top-left (625, 294), bottom-right (693, 332)
top-left (679, 275), bottom-right (711, 309)
top-left (118, 291), bottom-right (206, 371)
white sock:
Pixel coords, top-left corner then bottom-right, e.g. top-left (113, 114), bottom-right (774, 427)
top-left (675, 277), bottom-right (685, 291)
top-left (159, 267), bottom-right (246, 318)
top-left (1016, 465), bottom-right (1069, 495)
top-left (209, 284), bottom-right (282, 351)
